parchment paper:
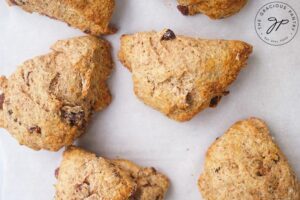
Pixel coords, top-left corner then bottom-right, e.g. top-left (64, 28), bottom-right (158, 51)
top-left (0, 0), bottom-right (299, 199)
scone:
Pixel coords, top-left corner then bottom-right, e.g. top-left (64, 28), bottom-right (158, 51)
top-left (0, 36), bottom-right (113, 151)
top-left (6, 0), bottom-right (116, 35)
top-left (119, 29), bottom-right (252, 122)
top-left (55, 146), bottom-right (170, 200)
top-left (198, 118), bottom-right (300, 200)
top-left (177, 0), bottom-right (248, 19)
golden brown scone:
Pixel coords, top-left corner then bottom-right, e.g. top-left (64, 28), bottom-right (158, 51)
top-left (118, 29), bottom-right (252, 122)
top-left (7, 0), bottom-right (116, 35)
top-left (177, 0), bottom-right (248, 19)
top-left (198, 118), bottom-right (300, 200)
top-left (55, 146), bottom-right (170, 200)
top-left (0, 36), bottom-right (113, 151)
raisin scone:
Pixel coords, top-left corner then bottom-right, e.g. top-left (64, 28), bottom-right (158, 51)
top-left (0, 36), bottom-right (113, 151)
top-left (119, 29), bottom-right (252, 122)
top-left (177, 0), bottom-right (248, 19)
top-left (55, 146), bottom-right (170, 200)
top-left (6, 0), bottom-right (116, 35)
top-left (198, 118), bottom-right (300, 200)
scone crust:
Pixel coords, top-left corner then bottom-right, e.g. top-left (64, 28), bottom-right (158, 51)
top-left (113, 159), bottom-right (170, 200)
top-left (119, 30), bottom-right (252, 121)
top-left (177, 0), bottom-right (248, 19)
top-left (7, 0), bottom-right (116, 35)
top-left (198, 118), bottom-right (300, 200)
top-left (0, 36), bottom-right (113, 151)
top-left (55, 147), bottom-right (170, 200)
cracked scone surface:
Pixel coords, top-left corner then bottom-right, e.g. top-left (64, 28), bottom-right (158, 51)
top-left (55, 146), bottom-right (169, 200)
top-left (113, 160), bottom-right (170, 200)
top-left (177, 0), bottom-right (248, 19)
top-left (7, 0), bottom-right (116, 35)
top-left (119, 30), bottom-right (252, 121)
top-left (0, 36), bottom-right (112, 151)
top-left (198, 118), bottom-right (300, 200)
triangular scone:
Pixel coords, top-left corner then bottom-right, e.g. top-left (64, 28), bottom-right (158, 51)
top-left (0, 36), bottom-right (113, 151)
top-left (119, 29), bottom-right (252, 122)
top-left (198, 118), bottom-right (300, 200)
top-left (7, 0), bottom-right (116, 35)
top-left (55, 146), bottom-right (170, 200)
top-left (177, 0), bottom-right (248, 19)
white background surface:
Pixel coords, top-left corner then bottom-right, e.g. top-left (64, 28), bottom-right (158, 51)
top-left (0, 0), bottom-right (299, 199)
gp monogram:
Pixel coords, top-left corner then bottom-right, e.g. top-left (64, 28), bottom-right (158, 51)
top-left (255, 1), bottom-right (299, 46)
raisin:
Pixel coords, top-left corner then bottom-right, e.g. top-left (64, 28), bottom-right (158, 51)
top-left (61, 106), bottom-right (85, 127)
top-left (149, 167), bottom-right (157, 173)
top-left (161, 29), bottom-right (176, 41)
top-left (223, 91), bottom-right (230, 96)
top-left (177, 5), bottom-right (189, 16)
top-left (155, 195), bottom-right (163, 200)
top-left (10, 0), bottom-right (25, 5)
top-left (256, 171), bottom-right (263, 177)
top-left (209, 96), bottom-right (222, 107)
top-left (9, 0), bottom-right (17, 5)
top-left (55, 168), bottom-right (60, 179)
top-left (84, 29), bottom-right (91, 34)
top-left (185, 92), bottom-right (193, 105)
top-left (26, 72), bottom-right (32, 86)
top-left (129, 188), bottom-right (142, 200)
top-left (0, 93), bottom-right (4, 110)
top-left (75, 178), bottom-right (90, 192)
top-left (28, 126), bottom-right (42, 134)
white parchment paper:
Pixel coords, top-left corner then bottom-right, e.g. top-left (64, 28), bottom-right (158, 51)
top-left (0, 0), bottom-right (299, 199)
